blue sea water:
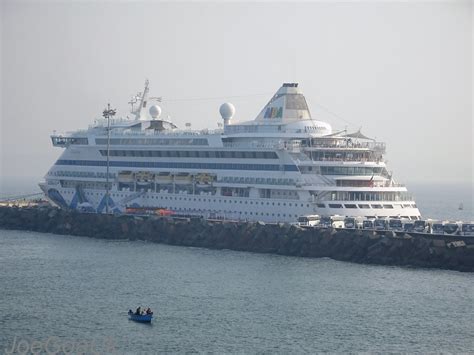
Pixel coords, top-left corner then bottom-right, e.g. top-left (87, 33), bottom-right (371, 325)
top-left (0, 230), bottom-right (473, 353)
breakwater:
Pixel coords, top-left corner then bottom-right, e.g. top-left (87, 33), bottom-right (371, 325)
top-left (1, 206), bottom-right (473, 272)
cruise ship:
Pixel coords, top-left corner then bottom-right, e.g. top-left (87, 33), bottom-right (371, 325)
top-left (40, 81), bottom-right (422, 223)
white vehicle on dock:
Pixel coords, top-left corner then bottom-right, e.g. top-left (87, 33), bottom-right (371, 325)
top-left (427, 220), bottom-right (444, 234)
top-left (297, 215), bottom-right (320, 227)
top-left (330, 215), bottom-right (345, 228)
top-left (362, 219), bottom-right (375, 230)
top-left (388, 218), bottom-right (403, 231)
top-left (374, 218), bottom-right (388, 231)
top-left (413, 220), bottom-right (427, 233)
top-left (442, 221), bottom-right (462, 235)
top-left (403, 221), bottom-right (415, 232)
top-left (316, 215), bottom-right (345, 228)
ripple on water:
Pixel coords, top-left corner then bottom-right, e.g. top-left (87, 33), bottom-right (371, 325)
top-left (0, 230), bottom-right (473, 353)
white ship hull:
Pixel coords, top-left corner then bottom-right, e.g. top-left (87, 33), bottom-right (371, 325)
top-left (40, 185), bottom-right (420, 223)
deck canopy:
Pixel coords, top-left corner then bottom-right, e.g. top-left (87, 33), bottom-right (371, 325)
top-left (343, 129), bottom-right (374, 141)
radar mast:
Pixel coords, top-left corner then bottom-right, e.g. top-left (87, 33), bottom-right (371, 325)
top-left (133, 79), bottom-right (150, 120)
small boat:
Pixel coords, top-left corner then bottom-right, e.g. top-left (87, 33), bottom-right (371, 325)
top-left (459, 203), bottom-right (464, 210)
top-left (128, 310), bottom-right (153, 323)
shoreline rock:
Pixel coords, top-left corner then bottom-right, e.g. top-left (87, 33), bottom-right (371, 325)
top-left (0, 206), bottom-right (473, 272)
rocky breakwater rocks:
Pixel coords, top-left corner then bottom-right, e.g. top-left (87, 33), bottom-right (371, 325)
top-left (1, 206), bottom-right (473, 272)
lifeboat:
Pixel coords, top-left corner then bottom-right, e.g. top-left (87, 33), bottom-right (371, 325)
top-left (118, 171), bottom-right (134, 183)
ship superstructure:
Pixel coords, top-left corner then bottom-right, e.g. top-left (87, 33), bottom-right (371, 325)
top-left (40, 81), bottom-right (421, 222)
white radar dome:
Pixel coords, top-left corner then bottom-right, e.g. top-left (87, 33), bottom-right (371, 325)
top-left (149, 105), bottom-right (162, 119)
top-left (219, 102), bottom-right (235, 120)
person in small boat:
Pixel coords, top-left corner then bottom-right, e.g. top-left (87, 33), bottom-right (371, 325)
top-left (146, 308), bottom-right (152, 315)
top-left (135, 307), bottom-right (141, 315)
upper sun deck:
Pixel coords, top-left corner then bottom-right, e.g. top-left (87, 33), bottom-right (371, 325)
top-left (51, 123), bottom-right (385, 155)
top-left (50, 81), bottom-right (385, 154)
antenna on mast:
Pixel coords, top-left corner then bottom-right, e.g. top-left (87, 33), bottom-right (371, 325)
top-left (128, 95), bottom-right (138, 113)
top-left (134, 79), bottom-right (150, 120)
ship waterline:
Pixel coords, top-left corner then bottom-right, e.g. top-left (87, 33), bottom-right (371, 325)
top-left (40, 81), bottom-right (421, 222)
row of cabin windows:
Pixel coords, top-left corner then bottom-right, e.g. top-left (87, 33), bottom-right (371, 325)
top-left (61, 188), bottom-right (309, 207)
top-left (99, 150), bottom-right (278, 159)
top-left (329, 191), bottom-right (412, 201)
top-left (51, 170), bottom-right (115, 178)
top-left (310, 151), bottom-right (373, 161)
top-left (143, 195), bottom-right (310, 207)
top-left (95, 138), bottom-right (209, 146)
top-left (316, 203), bottom-right (417, 209)
top-left (320, 166), bottom-right (384, 176)
top-left (55, 159), bottom-right (298, 172)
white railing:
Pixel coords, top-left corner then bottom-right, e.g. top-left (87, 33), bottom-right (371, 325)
top-left (222, 141), bottom-right (285, 149)
top-left (307, 141), bottom-right (386, 152)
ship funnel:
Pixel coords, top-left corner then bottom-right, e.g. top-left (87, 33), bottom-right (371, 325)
top-left (255, 83), bottom-right (311, 122)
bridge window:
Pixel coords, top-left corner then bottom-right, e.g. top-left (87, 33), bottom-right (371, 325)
top-left (52, 137), bottom-right (88, 146)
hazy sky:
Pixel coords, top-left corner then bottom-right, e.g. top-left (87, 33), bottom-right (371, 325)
top-left (1, 1), bottom-right (472, 189)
